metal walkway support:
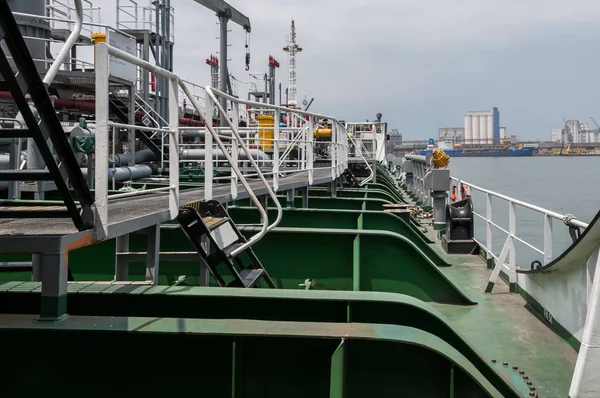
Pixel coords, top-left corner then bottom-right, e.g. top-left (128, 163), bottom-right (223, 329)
top-left (0, 0), bottom-right (94, 230)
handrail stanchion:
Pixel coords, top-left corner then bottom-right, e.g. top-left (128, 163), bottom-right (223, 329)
top-left (204, 95), bottom-right (213, 200)
top-left (94, 41), bottom-right (109, 237)
top-left (308, 116), bottom-right (314, 185)
top-left (231, 105), bottom-right (239, 199)
top-left (167, 76), bottom-right (179, 217)
top-left (273, 110), bottom-right (280, 191)
top-left (544, 215), bottom-right (553, 265)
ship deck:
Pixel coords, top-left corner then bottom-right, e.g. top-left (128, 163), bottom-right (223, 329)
top-left (423, 227), bottom-right (577, 397)
top-left (0, 169), bottom-right (329, 239)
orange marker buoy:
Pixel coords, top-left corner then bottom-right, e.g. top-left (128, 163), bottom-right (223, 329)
top-left (451, 185), bottom-right (457, 202)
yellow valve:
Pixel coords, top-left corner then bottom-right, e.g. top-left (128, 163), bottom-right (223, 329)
top-left (432, 148), bottom-right (450, 168)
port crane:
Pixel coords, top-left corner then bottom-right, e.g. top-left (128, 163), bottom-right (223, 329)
top-left (560, 117), bottom-right (573, 156)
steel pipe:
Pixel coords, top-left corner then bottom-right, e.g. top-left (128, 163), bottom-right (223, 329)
top-left (80, 165), bottom-right (153, 182)
top-left (111, 149), bottom-right (158, 166)
top-left (180, 148), bottom-right (270, 161)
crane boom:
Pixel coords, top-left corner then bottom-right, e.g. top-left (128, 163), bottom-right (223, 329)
top-left (193, 0), bottom-right (251, 32)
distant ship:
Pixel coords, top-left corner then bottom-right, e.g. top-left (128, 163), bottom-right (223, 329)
top-left (419, 138), bottom-right (537, 157)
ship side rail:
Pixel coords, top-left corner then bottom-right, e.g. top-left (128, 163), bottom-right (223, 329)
top-left (403, 154), bottom-right (430, 204)
top-left (449, 176), bottom-right (589, 292)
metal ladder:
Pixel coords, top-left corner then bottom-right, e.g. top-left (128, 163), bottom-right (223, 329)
top-left (108, 95), bottom-right (165, 160)
top-left (0, 0), bottom-right (94, 230)
top-left (177, 200), bottom-right (276, 288)
top-left (342, 169), bottom-right (360, 188)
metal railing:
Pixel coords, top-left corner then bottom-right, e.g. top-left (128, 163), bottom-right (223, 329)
top-left (203, 89), bottom-right (367, 194)
top-left (450, 177), bottom-right (589, 292)
top-left (47, 0), bottom-right (100, 37)
top-left (346, 121), bottom-right (387, 163)
top-left (116, 0), bottom-right (175, 42)
top-left (95, 43), bottom-right (287, 254)
top-left (95, 43), bottom-right (179, 239)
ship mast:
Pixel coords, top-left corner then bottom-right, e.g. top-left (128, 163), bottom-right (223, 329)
top-left (283, 20), bottom-right (302, 106)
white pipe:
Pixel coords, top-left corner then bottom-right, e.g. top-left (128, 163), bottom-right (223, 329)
top-left (180, 148), bottom-right (270, 161)
top-left (43, 0), bottom-right (83, 85)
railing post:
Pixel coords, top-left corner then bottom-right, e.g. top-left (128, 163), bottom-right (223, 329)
top-left (308, 116), bottom-right (313, 185)
top-left (543, 214), bottom-right (553, 265)
top-left (508, 201), bottom-right (517, 293)
top-left (231, 105), bottom-right (239, 199)
top-left (204, 94), bottom-right (213, 200)
top-left (273, 109), bottom-right (280, 191)
top-left (168, 77), bottom-right (179, 217)
top-left (94, 43), bottom-right (109, 238)
top-left (486, 193), bottom-right (493, 269)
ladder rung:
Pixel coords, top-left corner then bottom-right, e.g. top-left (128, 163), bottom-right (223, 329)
top-left (202, 216), bottom-right (226, 229)
top-left (239, 268), bottom-right (264, 288)
top-left (0, 170), bottom-right (53, 181)
top-left (0, 128), bottom-right (32, 138)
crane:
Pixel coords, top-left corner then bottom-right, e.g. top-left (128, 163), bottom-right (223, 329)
top-left (193, 0), bottom-right (251, 126)
top-left (591, 117), bottom-right (600, 143)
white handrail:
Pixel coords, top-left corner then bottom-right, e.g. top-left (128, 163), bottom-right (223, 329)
top-left (450, 177), bottom-right (589, 229)
top-left (43, 0), bottom-right (82, 85)
top-left (184, 86), bottom-right (277, 257)
top-left (207, 88), bottom-right (374, 185)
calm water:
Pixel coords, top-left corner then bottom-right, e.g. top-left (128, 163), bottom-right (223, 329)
top-left (446, 157), bottom-right (600, 267)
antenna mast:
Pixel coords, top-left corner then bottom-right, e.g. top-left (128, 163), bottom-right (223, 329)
top-left (283, 20), bottom-right (302, 106)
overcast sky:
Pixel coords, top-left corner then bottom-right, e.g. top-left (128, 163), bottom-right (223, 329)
top-left (100, 0), bottom-right (600, 141)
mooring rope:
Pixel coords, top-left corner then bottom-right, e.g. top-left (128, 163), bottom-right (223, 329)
top-left (562, 214), bottom-right (581, 243)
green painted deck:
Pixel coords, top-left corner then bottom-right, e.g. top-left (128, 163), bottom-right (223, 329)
top-left (433, 253), bottom-right (577, 398)
top-left (0, 165), bottom-right (580, 397)
top-left (402, 191), bottom-right (578, 397)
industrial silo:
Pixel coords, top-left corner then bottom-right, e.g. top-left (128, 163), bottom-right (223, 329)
top-left (472, 115), bottom-right (480, 145)
top-left (464, 115), bottom-right (472, 144)
top-left (479, 114), bottom-right (487, 145)
top-left (486, 114), bottom-right (494, 144)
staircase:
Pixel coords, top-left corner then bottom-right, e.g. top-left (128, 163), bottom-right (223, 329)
top-left (177, 200), bottom-right (276, 288)
top-left (108, 95), bottom-right (165, 160)
top-left (0, 0), bottom-right (94, 230)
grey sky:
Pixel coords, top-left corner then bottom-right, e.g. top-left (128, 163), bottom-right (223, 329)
top-left (101, 0), bottom-right (600, 141)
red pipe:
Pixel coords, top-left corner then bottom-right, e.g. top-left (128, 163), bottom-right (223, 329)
top-left (0, 91), bottom-right (210, 126)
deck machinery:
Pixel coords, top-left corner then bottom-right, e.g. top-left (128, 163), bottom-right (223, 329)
top-left (0, 1), bottom-right (586, 397)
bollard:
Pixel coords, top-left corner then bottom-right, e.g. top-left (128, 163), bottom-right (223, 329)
top-left (426, 169), bottom-right (450, 230)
